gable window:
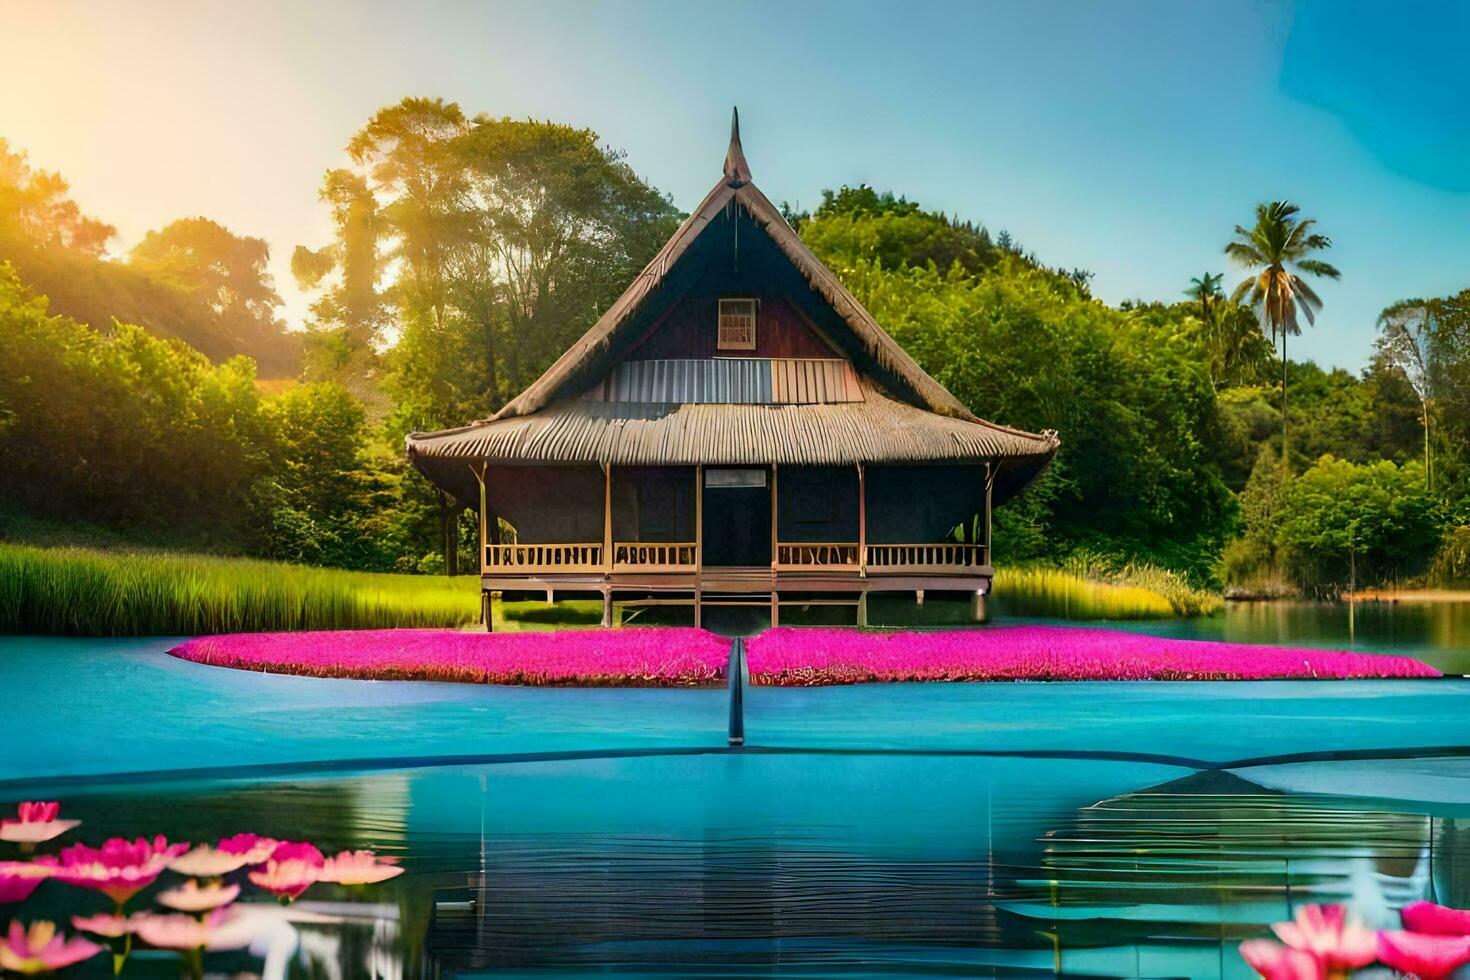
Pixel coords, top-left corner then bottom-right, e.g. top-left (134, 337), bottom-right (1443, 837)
top-left (717, 298), bottom-right (757, 351)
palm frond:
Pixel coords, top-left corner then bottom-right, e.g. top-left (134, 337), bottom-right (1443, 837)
top-left (1295, 258), bottom-right (1341, 280)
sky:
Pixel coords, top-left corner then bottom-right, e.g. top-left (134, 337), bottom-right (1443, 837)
top-left (2, 0), bottom-right (1467, 371)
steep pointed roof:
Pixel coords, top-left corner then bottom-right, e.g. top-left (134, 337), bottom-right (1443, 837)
top-left (407, 112), bottom-right (1059, 504)
top-left (723, 107), bottom-right (751, 186)
top-left (491, 110), bottom-right (984, 425)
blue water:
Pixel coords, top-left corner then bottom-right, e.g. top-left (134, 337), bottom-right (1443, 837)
top-left (6, 632), bottom-right (1470, 978)
top-left (7, 635), bottom-right (1470, 783)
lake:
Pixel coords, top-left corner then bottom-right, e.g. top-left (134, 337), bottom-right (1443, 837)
top-left (3, 608), bottom-right (1470, 978)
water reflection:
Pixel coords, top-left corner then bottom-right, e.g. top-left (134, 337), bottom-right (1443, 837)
top-left (7, 751), bottom-right (1470, 978)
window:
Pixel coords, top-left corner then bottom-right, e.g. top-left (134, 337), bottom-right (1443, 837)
top-left (705, 468), bottom-right (767, 489)
top-left (717, 298), bottom-right (757, 350)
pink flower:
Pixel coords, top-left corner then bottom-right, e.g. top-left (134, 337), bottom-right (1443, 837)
top-left (742, 626), bottom-right (1439, 684)
top-left (0, 857), bottom-right (57, 904)
top-left (1270, 904), bottom-right (1377, 970)
top-left (1377, 930), bottom-right (1470, 979)
top-left (269, 841), bottom-right (324, 866)
top-left (248, 841), bottom-right (323, 901)
top-left (1238, 940), bottom-right (1323, 980)
top-left (0, 920), bottom-right (102, 974)
top-left (170, 833), bottom-right (279, 877)
top-left (157, 879), bottom-right (240, 912)
top-left (1403, 900), bottom-right (1470, 936)
top-left (69, 913), bottom-right (136, 938)
top-left (0, 802), bottom-right (80, 845)
top-left (132, 907), bottom-right (254, 951)
top-left (318, 850), bottom-right (404, 885)
top-left (55, 836), bottom-right (190, 906)
top-left (217, 832), bottom-right (278, 865)
top-left (169, 627), bottom-right (731, 687)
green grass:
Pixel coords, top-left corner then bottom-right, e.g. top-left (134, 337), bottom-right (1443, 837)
top-left (993, 562), bottom-right (1222, 620)
top-left (0, 542), bottom-right (481, 636)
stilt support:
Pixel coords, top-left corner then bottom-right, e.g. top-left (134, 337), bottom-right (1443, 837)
top-left (972, 589), bottom-right (990, 624)
top-left (601, 589), bottom-right (613, 628)
top-left (771, 591), bottom-right (780, 628)
top-left (856, 590), bottom-right (869, 628)
top-left (915, 589), bottom-right (925, 607)
top-left (481, 591), bottom-right (493, 632)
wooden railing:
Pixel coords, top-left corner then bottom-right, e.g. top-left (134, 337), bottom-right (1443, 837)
top-left (484, 541), bottom-right (989, 575)
top-left (865, 543), bottom-right (988, 572)
top-left (613, 541), bottom-right (698, 571)
top-left (484, 543), bottom-right (603, 573)
top-left (775, 542), bottom-right (861, 569)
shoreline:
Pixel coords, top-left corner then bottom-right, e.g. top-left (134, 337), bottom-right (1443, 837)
top-left (1227, 589), bottom-right (1470, 605)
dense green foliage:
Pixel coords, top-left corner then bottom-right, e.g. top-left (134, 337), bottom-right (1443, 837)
top-left (3, 109), bottom-right (1469, 600)
top-left (0, 139), bottom-right (301, 375)
top-left (795, 188), bottom-right (1233, 577)
top-left (0, 542), bottom-right (478, 635)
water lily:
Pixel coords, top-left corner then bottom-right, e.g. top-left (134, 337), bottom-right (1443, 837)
top-left (0, 920), bottom-right (102, 974)
top-left (1270, 904), bottom-right (1377, 971)
top-left (1376, 930), bottom-right (1470, 979)
top-left (1402, 900), bottom-right (1470, 936)
top-left (157, 879), bottom-right (240, 912)
top-left (217, 832), bottom-right (278, 865)
top-left (248, 841), bottom-right (324, 901)
top-left (56, 835), bottom-right (190, 906)
top-left (318, 849), bottom-right (403, 885)
top-left (0, 802), bottom-right (80, 845)
top-left (169, 833), bottom-right (276, 878)
top-left (1238, 940), bottom-right (1323, 980)
top-left (131, 906), bottom-right (255, 951)
top-left (69, 913), bottom-right (136, 938)
top-left (0, 857), bottom-right (57, 903)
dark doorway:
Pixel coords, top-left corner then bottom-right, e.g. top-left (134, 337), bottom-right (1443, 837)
top-left (702, 468), bottom-right (771, 566)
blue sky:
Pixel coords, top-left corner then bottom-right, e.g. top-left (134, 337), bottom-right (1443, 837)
top-left (3, 0), bottom-right (1466, 370)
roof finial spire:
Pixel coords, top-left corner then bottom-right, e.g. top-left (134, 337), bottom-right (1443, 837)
top-left (723, 106), bottom-right (751, 186)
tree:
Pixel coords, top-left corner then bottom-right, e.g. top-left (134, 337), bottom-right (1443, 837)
top-left (1184, 271), bottom-right (1223, 318)
top-left (292, 169), bottom-right (390, 407)
top-left (1274, 455), bottom-right (1440, 592)
top-left (1376, 290), bottom-right (1470, 495)
top-left (1225, 201), bottom-right (1341, 465)
top-left (0, 138), bottom-right (115, 255)
top-left (129, 217), bottom-right (282, 320)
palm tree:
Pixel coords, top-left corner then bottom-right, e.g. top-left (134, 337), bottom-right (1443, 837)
top-left (1225, 202), bottom-right (1341, 465)
top-left (1184, 271), bottom-right (1224, 319)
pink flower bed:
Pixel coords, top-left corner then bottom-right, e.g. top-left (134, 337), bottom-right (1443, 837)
top-left (744, 626), bottom-right (1440, 685)
top-left (169, 628), bottom-right (729, 687)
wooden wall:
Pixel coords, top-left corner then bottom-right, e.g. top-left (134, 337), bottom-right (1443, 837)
top-left (624, 294), bottom-right (838, 361)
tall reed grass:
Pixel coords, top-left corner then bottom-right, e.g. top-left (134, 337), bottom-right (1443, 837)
top-left (993, 560), bottom-right (1222, 620)
top-left (0, 543), bottom-right (481, 636)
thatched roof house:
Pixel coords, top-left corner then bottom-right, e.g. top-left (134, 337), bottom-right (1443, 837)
top-left (408, 110), bottom-right (1057, 627)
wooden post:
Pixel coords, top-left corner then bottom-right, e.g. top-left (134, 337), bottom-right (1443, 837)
top-left (694, 465), bottom-right (703, 629)
top-left (472, 462), bottom-right (491, 632)
top-left (601, 588), bottom-right (613, 628)
top-left (770, 463), bottom-right (779, 570)
top-left (602, 462), bottom-right (613, 573)
top-left (771, 591), bottom-right (780, 627)
top-left (857, 462), bottom-right (867, 575)
top-left (472, 463), bottom-right (488, 573)
top-left (856, 590), bottom-right (869, 628)
top-left (984, 461), bottom-right (994, 567)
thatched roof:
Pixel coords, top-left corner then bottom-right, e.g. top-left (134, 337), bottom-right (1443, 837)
top-left (408, 109), bottom-right (1059, 505)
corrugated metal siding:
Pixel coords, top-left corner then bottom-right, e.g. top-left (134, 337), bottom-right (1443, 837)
top-left (581, 358), bottom-right (860, 405)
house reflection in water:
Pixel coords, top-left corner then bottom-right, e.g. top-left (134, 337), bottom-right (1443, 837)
top-left (416, 758), bottom-right (1470, 978)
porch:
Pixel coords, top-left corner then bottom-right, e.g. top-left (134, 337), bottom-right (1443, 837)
top-left (474, 462), bottom-right (995, 627)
